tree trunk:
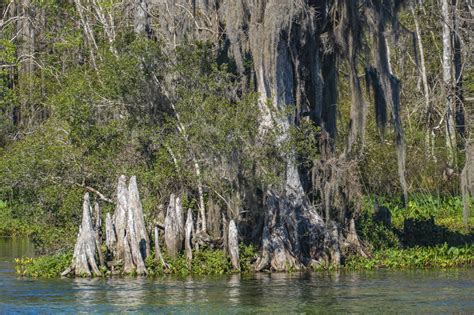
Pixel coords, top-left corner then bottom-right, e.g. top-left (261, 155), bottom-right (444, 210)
top-left (154, 226), bottom-right (169, 268)
top-left (441, 0), bottom-right (457, 168)
top-left (185, 209), bottom-right (194, 262)
top-left (228, 220), bottom-right (240, 271)
top-left (125, 208), bottom-right (147, 275)
top-left (461, 140), bottom-right (473, 227)
top-left (123, 176), bottom-right (148, 275)
top-left (207, 196), bottom-right (221, 239)
top-left (410, 4), bottom-right (434, 158)
top-left (93, 202), bottom-right (105, 267)
top-left (222, 213), bottom-right (228, 254)
top-left (134, 0), bottom-right (151, 37)
top-left (15, 0), bottom-right (35, 127)
top-left (62, 193), bottom-right (101, 277)
top-left (462, 99), bottom-right (473, 227)
top-left (164, 194), bottom-right (184, 257)
top-left (105, 212), bottom-right (116, 254)
top-left (112, 175), bottom-right (128, 261)
top-left (128, 176), bottom-right (150, 258)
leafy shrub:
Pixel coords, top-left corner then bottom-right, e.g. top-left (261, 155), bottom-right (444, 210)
top-left (357, 202), bottom-right (401, 250)
top-left (345, 243), bottom-right (474, 270)
top-left (239, 243), bottom-right (257, 273)
top-left (16, 253), bottom-right (72, 278)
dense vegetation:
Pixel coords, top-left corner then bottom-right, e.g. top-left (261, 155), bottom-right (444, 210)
top-left (1, 0), bottom-right (473, 275)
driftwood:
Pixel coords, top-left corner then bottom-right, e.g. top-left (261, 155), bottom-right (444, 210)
top-left (62, 193), bottom-right (101, 277)
top-left (164, 194), bottom-right (184, 257)
top-left (185, 209), bottom-right (194, 262)
top-left (228, 219), bottom-right (240, 270)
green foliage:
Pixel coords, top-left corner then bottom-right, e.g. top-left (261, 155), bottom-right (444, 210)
top-left (191, 250), bottom-right (231, 275)
top-left (16, 253), bottom-right (72, 278)
top-left (146, 249), bottom-right (232, 277)
top-left (356, 209), bottom-right (400, 250)
top-left (375, 195), bottom-right (473, 231)
top-left (359, 195), bottom-right (473, 250)
top-left (145, 245), bottom-right (257, 277)
top-left (345, 244), bottom-right (474, 270)
top-left (239, 244), bottom-right (257, 273)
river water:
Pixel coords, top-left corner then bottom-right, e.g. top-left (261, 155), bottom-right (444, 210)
top-left (1, 237), bottom-right (473, 314)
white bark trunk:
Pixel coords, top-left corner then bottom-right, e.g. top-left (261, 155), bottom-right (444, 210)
top-left (185, 209), bottom-right (194, 262)
top-left (62, 193), bottom-right (101, 277)
top-left (125, 201), bottom-right (147, 275)
top-left (411, 5), bottom-right (434, 158)
top-left (228, 220), bottom-right (240, 270)
top-left (154, 226), bottom-right (169, 268)
top-left (461, 140), bottom-right (473, 227)
top-left (94, 202), bottom-right (105, 267)
top-left (112, 175), bottom-right (128, 261)
top-left (442, 0), bottom-right (457, 168)
top-left (105, 212), bottom-right (116, 252)
top-left (128, 176), bottom-right (150, 258)
top-left (164, 194), bottom-right (184, 257)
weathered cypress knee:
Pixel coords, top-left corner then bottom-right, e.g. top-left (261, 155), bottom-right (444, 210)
top-left (105, 212), bottom-right (116, 253)
top-left (154, 226), bottom-right (169, 268)
top-left (228, 219), bottom-right (240, 271)
top-left (124, 176), bottom-right (148, 275)
top-left (62, 193), bottom-right (101, 277)
top-left (112, 175), bottom-right (128, 261)
top-left (185, 209), bottom-right (194, 262)
top-left (164, 194), bottom-right (184, 257)
top-left (128, 176), bottom-right (150, 258)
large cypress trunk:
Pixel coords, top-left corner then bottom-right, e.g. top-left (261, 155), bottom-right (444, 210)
top-left (147, 0), bottom-right (407, 270)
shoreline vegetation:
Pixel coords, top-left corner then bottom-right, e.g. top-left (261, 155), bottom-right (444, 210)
top-left (14, 245), bottom-right (474, 278)
top-left (11, 191), bottom-right (474, 278)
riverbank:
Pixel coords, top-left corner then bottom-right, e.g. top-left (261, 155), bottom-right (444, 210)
top-left (10, 195), bottom-right (474, 278)
top-left (15, 243), bottom-right (474, 278)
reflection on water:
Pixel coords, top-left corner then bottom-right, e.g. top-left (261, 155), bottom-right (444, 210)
top-left (1, 237), bottom-right (474, 313)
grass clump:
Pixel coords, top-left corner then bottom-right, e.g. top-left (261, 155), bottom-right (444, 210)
top-left (16, 253), bottom-right (72, 278)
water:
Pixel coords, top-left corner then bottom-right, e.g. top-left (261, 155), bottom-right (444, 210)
top-left (1, 238), bottom-right (473, 314)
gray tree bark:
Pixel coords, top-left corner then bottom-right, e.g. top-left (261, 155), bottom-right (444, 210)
top-left (112, 175), bottom-right (128, 261)
top-left (185, 209), bottom-right (194, 262)
top-left (105, 212), bottom-right (116, 253)
top-left (228, 220), bottom-right (240, 271)
top-left (441, 0), bottom-right (457, 168)
top-left (93, 202), bottom-right (105, 267)
top-left (164, 194), bottom-right (184, 257)
top-left (154, 226), bottom-right (169, 268)
top-left (128, 176), bottom-right (150, 258)
top-left (62, 193), bottom-right (101, 277)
